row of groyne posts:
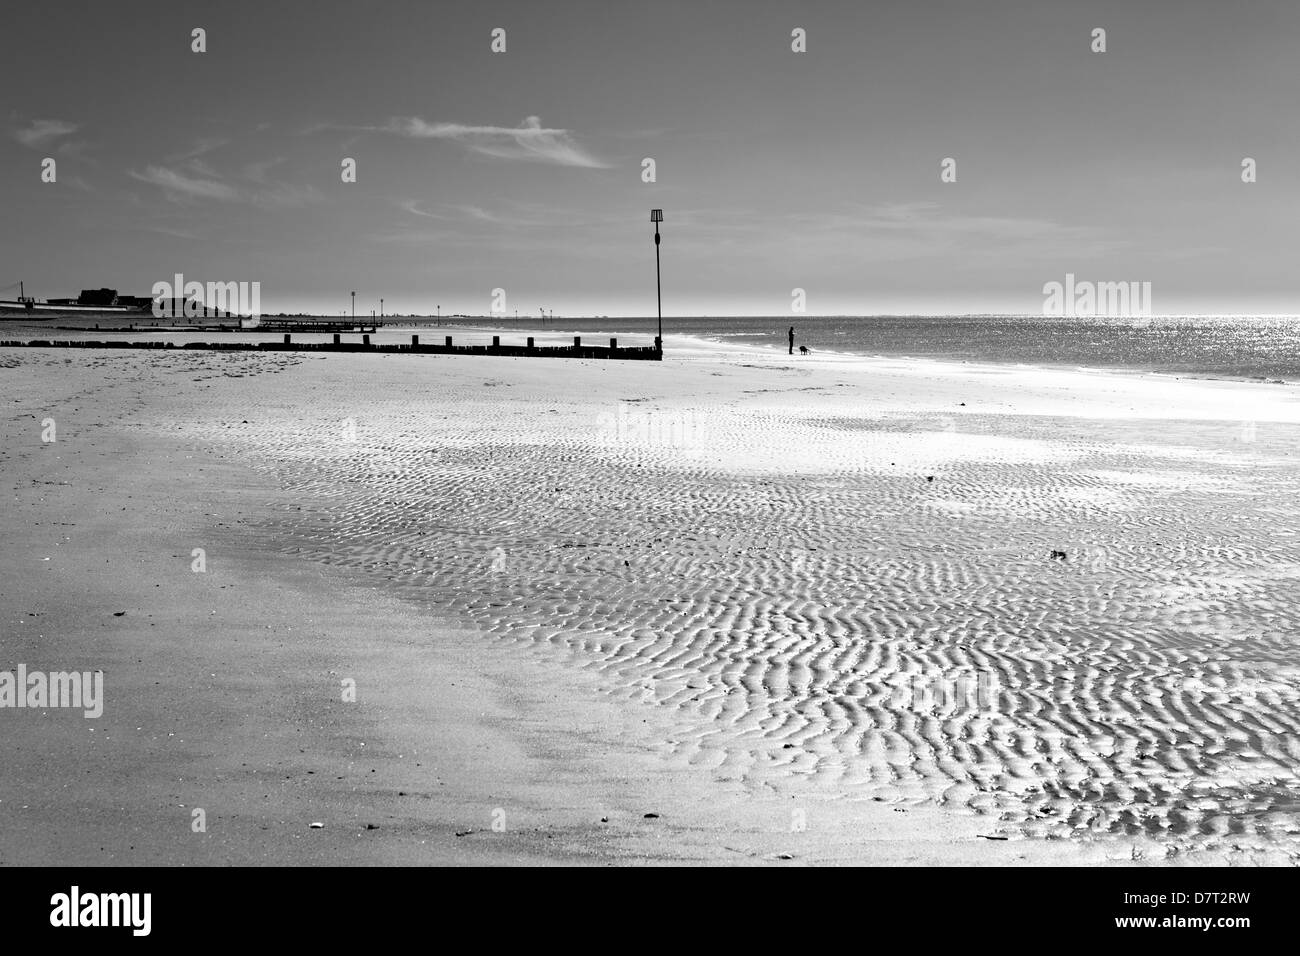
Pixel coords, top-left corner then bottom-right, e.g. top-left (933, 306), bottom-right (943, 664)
top-left (0, 332), bottom-right (663, 361)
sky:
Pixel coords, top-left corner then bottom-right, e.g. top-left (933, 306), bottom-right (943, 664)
top-left (3, 0), bottom-right (1299, 317)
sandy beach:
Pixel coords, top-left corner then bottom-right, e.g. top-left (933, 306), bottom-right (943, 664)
top-left (2, 333), bottom-right (1298, 866)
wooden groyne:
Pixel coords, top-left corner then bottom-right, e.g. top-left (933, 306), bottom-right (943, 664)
top-left (55, 321), bottom-right (382, 334)
top-left (0, 334), bottom-right (662, 361)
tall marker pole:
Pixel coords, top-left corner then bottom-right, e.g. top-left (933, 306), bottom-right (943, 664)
top-left (651, 209), bottom-right (663, 352)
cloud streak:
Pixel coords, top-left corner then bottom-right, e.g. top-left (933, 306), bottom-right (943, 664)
top-left (130, 163), bottom-right (323, 207)
top-left (399, 200), bottom-right (506, 223)
top-left (14, 119), bottom-right (78, 149)
top-left (130, 166), bottom-right (241, 202)
top-left (386, 116), bottom-right (610, 168)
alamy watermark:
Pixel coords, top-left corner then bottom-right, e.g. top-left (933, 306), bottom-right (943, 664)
top-left (595, 401), bottom-right (707, 449)
top-left (50, 886), bottom-right (150, 936)
top-left (0, 665), bottom-right (103, 718)
top-left (1042, 272), bottom-right (1152, 318)
top-left (151, 273), bottom-right (261, 320)
top-left (892, 670), bottom-right (1000, 713)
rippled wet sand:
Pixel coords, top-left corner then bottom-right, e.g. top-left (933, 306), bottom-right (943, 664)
top-left (184, 351), bottom-right (1300, 857)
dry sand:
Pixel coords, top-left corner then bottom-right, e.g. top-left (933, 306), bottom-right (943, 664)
top-left (2, 332), bottom-right (1298, 865)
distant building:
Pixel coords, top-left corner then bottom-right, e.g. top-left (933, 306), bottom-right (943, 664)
top-left (77, 288), bottom-right (118, 306)
top-left (40, 289), bottom-right (181, 311)
top-left (151, 297), bottom-right (229, 318)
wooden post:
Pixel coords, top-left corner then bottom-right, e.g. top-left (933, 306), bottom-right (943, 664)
top-left (574, 336), bottom-right (581, 348)
top-left (284, 333), bottom-right (291, 344)
top-left (527, 337), bottom-right (534, 349)
top-left (333, 333), bottom-right (340, 345)
top-left (412, 334), bottom-right (419, 346)
top-left (363, 334), bottom-right (370, 346)
top-left (609, 337), bottom-right (617, 349)
top-left (445, 335), bottom-right (453, 348)
top-left (492, 335), bottom-right (500, 348)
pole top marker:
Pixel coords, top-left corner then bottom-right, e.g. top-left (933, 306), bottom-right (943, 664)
top-left (651, 209), bottom-right (663, 222)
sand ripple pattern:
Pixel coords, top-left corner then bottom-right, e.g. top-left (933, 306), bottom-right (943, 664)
top-left (189, 392), bottom-right (1300, 853)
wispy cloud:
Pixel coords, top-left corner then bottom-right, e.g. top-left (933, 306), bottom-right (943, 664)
top-left (824, 201), bottom-right (1127, 257)
top-left (14, 119), bottom-right (78, 149)
top-left (452, 203), bottom-right (499, 222)
top-left (243, 157), bottom-right (286, 184)
top-left (142, 224), bottom-right (203, 241)
top-left (385, 116), bottom-right (610, 168)
top-left (130, 166), bottom-right (241, 202)
top-left (398, 199), bottom-right (441, 219)
top-left (366, 228), bottom-right (457, 245)
top-left (399, 200), bottom-right (504, 223)
top-left (650, 201), bottom-right (1127, 270)
top-left (379, 199), bottom-right (628, 252)
top-left (257, 182), bottom-right (323, 207)
top-left (165, 137), bottom-right (229, 163)
top-left (130, 162), bottom-right (323, 208)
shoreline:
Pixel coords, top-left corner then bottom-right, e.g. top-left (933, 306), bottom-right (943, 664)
top-left (682, 333), bottom-right (1300, 389)
top-left (6, 314), bottom-right (1300, 388)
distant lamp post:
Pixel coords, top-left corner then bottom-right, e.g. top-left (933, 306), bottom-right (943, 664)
top-left (351, 290), bottom-right (355, 320)
top-left (651, 209), bottom-right (663, 351)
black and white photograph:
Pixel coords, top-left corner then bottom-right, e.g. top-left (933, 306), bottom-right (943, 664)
top-left (0, 0), bottom-right (1294, 933)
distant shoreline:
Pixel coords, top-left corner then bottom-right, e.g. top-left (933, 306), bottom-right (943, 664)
top-left (5, 312), bottom-right (1299, 387)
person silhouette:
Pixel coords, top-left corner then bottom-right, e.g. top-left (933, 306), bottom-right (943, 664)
top-left (788, 326), bottom-right (795, 355)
